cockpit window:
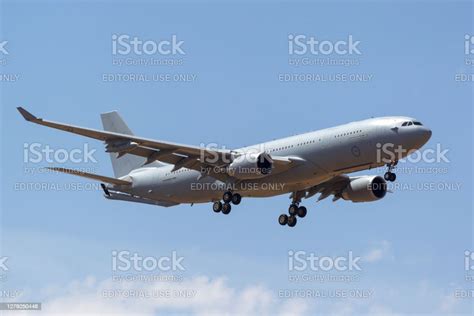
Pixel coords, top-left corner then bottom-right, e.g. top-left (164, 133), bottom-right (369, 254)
top-left (402, 121), bottom-right (421, 127)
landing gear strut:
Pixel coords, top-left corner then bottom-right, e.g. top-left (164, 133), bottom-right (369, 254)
top-left (384, 161), bottom-right (397, 182)
top-left (212, 191), bottom-right (242, 215)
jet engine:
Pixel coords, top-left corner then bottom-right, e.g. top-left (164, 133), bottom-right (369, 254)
top-left (341, 175), bottom-right (387, 202)
top-left (227, 152), bottom-right (273, 179)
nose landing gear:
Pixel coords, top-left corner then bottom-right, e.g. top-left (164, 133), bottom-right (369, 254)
top-left (384, 161), bottom-right (398, 182)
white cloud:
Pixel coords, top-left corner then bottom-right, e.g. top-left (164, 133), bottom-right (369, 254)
top-left (11, 275), bottom-right (309, 316)
top-left (363, 240), bottom-right (392, 263)
top-left (8, 275), bottom-right (471, 316)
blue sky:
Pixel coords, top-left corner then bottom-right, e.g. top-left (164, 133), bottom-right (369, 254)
top-left (0, 1), bottom-right (473, 314)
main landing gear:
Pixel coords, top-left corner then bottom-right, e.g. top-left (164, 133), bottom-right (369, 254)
top-left (384, 161), bottom-right (398, 182)
top-left (212, 191), bottom-right (242, 215)
top-left (279, 202), bottom-right (307, 228)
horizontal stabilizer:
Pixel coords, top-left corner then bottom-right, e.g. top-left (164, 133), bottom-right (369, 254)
top-left (47, 167), bottom-right (132, 186)
top-left (105, 191), bottom-right (179, 207)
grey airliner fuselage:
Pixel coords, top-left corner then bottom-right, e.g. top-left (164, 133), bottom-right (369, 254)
top-left (116, 116), bottom-right (431, 203)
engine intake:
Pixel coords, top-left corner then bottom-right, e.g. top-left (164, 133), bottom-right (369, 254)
top-left (341, 175), bottom-right (387, 203)
top-left (227, 152), bottom-right (273, 179)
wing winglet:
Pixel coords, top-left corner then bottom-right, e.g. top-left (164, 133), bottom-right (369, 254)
top-left (17, 107), bottom-right (38, 122)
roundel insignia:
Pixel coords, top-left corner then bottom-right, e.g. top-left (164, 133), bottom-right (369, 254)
top-left (351, 145), bottom-right (361, 157)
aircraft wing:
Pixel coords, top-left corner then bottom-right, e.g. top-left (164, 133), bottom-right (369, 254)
top-left (17, 107), bottom-right (233, 172)
top-left (18, 107), bottom-right (306, 182)
top-left (297, 175), bottom-right (351, 202)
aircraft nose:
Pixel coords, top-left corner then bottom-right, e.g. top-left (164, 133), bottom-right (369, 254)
top-left (419, 126), bottom-right (432, 144)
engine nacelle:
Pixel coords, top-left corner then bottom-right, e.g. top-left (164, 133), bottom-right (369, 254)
top-left (341, 175), bottom-right (387, 203)
top-left (227, 152), bottom-right (273, 179)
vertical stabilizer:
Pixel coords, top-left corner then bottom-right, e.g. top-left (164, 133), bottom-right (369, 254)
top-left (100, 111), bottom-right (160, 177)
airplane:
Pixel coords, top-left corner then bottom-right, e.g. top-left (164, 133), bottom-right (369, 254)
top-left (17, 107), bottom-right (432, 227)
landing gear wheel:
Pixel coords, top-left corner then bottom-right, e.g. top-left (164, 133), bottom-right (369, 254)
top-left (297, 206), bottom-right (307, 218)
top-left (289, 204), bottom-right (298, 216)
top-left (384, 161), bottom-right (397, 182)
top-left (222, 203), bottom-right (231, 214)
top-left (212, 201), bottom-right (223, 213)
top-left (223, 191), bottom-right (233, 203)
top-left (287, 215), bottom-right (297, 227)
top-left (384, 172), bottom-right (396, 182)
top-left (231, 193), bottom-right (241, 205)
top-left (278, 214), bottom-right (288, 226)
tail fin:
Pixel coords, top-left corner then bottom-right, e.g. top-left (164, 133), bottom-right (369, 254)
top-left (101, 111), bottom-right (159, 177)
